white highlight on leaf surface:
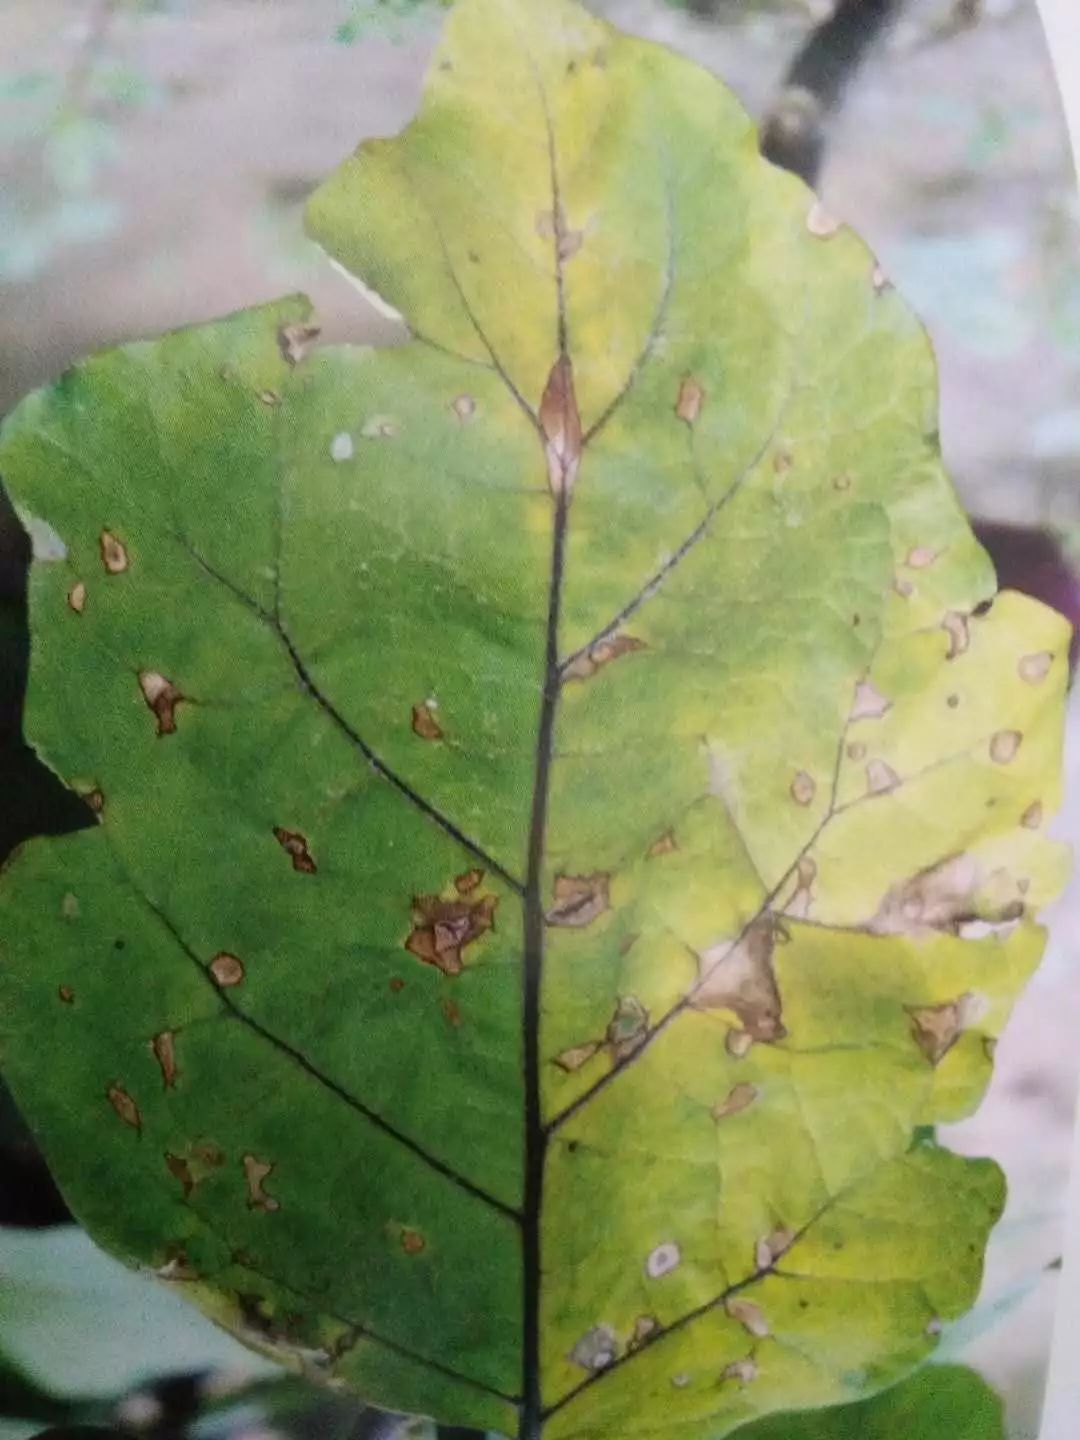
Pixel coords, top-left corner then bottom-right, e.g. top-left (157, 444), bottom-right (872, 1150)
top-left (18, 510), bottom-right (67, 562)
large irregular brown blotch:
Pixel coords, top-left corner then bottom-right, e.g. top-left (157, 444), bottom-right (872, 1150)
top-left (277, 321), bottom-right (321, 366)
top-left (405, 891), bottom-right (497, 976)
top-left (870, 853), bottom-right (984, 936)
top-left (546, 872), bottom-right (611, 928)
top-left (908, 994), bottom-right (979, 1066)
top-left (273, 826), bottom-right (316, 874)
top-left (694, 919), bottom-right (786, 1042)
top-left (138, 670), bottom-right (186, 736)
top-left (563, 634), bottom-right (646, 683)
top-left (539, 354), bottom-right (582, 497)
top-left (243, 1154), bottom-right (281, 1212)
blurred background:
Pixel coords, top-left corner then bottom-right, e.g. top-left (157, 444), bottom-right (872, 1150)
top-left (0, 1), bottom-right (1078, 1438)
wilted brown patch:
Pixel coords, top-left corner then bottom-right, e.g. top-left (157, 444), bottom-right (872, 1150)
top-left (406, 892), bottom-right (497, 976)
top-left (546, 873), bottom-right (610, 928)
top-left (870, 853), bottom-right (980, 936)
top-left (455, 868), bottom-right (484, 895)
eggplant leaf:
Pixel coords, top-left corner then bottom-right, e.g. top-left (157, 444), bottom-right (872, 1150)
top-left (0, 1), bottom-right (1069, 1438)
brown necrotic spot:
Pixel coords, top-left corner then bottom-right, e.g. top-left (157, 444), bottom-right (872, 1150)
top-left (755, 1227), bottom-right (794, 1272)
top-left (909, 994), bottom-right (979, 1065)
top-left (166, 1152), bottom-right (194, 1197)
top-left (785, 857), bottom-right (816, 919)
top-left (388, 977), bottom-right (405, 994)
top-left (851, 681), bottom-right (891, 722)
top-left (866, 758), bottom-right (900, 795)
top-left (539, 355), bottom-right (582, 497)
top-left (695, 920), bottom-right (785, 1042)
top-left (806, 200), bottom-right (839, 237)
top-left (943, 611), bottom-right (970, 660)
top-left (107, 1083), bottom-right (141, 1132)
top-left (724, 1357), bottom-right (759, 1386)
top-left (645, 1241), bottom-right (681, 1279)
top-left (712, 1082), bottom-right (758, 1122)
top-left (570, 1325), bottom-right (617, 1374)
top-left (905, 546), bottom-right (938, 570)
top-left (451, 394), bottom-right (476, 423)
top-left (273, 827), bottom-right (316, 873)
top-left (138, 670), bottom-right (186, 736)
top-left (210, 952), bottom-right (245, 987)
top-left (554, 1041), bottom-right (599, 1073)
top-left (441, 998), bottom-right (462, 1028)
top-left (846, 740), bottom-right (867, 761)
top-left (564, 633), bottom-right (646, 682)
top-left (58, 984), bottom-right (75, 1004)
top-left (243, 1154), bottom-right (280, 1212)
top-left (725, 1297), bottom-right (770, 1338)
top-left (411, 701), bottom-right (444, 741)
top-left (400, 1227), bottom-right (426, 1255)
top-left (151, 1031), bottom-right (178, 1089)
top-left (646, 830), bottom-right (678, 859)
top-left (630, 1315), bottom-right (659, 1349)
top-left (1022, 801), bottom-right (1044, 830)
top-left (406, 891), bottom-right (497, 976)
top-left (277, 321), bottom-right (320, 365)
top-left (606, 995), bottom-right (649, 1060)
top-left (790, 770), bottom-right (815, 806)
top-left (546, 873), bottom-right (610, 928)
top-left (1019, 651), bottom-right (1053, 684)
top-left (726, 1027), bottom-right (754, 1060)
top-left (67, 580), bottom-right (87, 614)
top-left (99, 530), bottom-right (129, 574)
top-left (454, 868), bottom-right (484, 895)
top-left (990, 730), bottom-right (1022, 765)
top-left (675, 377), bottom-right (704, 425)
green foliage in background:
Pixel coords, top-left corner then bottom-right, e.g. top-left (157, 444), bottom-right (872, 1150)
top-left (0, 0), bottom-right (1068, 1438)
